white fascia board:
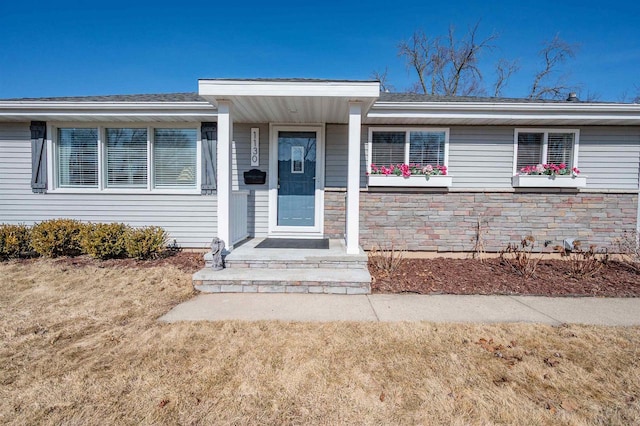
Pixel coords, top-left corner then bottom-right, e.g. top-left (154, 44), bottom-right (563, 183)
top-left (368, 102), bottom-right (640, 123)
top-left (0, 101), bottom-right (214, 110)
top-left (0, 102), bottom-right (217, 121)
top-left (372, 101), bottom-right (640, 114)
top-left (0, 113), bottom-right (217, 119)
top-left (198, 79), bottom-right (381, 99)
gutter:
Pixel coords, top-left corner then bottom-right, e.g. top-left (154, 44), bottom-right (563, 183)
top-left (0, 101), bottom-right (218, 121)
top-left (372, 101), bottom-right (640, 113)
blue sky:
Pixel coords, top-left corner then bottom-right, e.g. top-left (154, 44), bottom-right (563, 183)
top-left (1, 0), bottom-right (639, 101)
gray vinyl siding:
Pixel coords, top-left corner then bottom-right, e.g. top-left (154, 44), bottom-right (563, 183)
top-left (362, 125), bottom-right (515, 189)
top-left (0, 122), bottom-right (216, 249)
top-left (361, 125), bottom-right (640, 191)
top-left (448, 126), bottom-right (515, 189)
top-left (232, 123), bottom-right (269, 237)
top-left (325, 124), bottom-right (368, 188)
top-left (578, 127), bottom-right (640, 190)
top-left (325, 124), bottom-right (348, 187)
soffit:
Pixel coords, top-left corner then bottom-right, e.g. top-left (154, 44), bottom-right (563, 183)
top-left (198, 79), bottom-right (380, 124)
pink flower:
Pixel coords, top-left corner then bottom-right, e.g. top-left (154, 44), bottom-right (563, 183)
top-left (572, 167), bottom-right (580, 175)
top-left (535, 164), bottom-right (545, 174)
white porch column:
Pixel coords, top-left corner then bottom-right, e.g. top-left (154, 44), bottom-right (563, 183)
top-left (346, 102), bottom-right (362, 254)
top-left (216, 100), bottom-right (233, 250)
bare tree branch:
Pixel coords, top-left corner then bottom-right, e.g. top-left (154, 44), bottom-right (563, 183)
top-left (399, 22), bottom-right (497, 96)
top-left (444, 22), bottom-right (497, 96)
top-left (398, 30), bottom-right (432, 94)
top-left (528, 35), bottom-right (578, 100)
top-left (493, 58), bottom-right (519, 97)
top-left (581, 90), bottom-right (601, 102)
top-left (370, 68), bottom-right (395, 92)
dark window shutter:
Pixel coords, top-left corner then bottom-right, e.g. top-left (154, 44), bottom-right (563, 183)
top-left (30, 121), bottom-right (47, 193)
top-left (201, 122), bottom-right (217, 194)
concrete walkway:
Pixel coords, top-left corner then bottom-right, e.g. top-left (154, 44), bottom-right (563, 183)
top-left (160, 294), bottom-right (640, 326)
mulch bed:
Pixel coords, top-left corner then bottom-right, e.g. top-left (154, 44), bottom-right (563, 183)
top-left (9, 251), bottom-right (640, 297)
top-left (369, 258), bottom-right (640, 297)
top-left (13, 251), bottom-right (204, 274)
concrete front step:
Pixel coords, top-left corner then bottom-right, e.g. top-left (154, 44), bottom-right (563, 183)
top-left (224, 259), bottom-right (368, 269)
top-left (193, 267), bottom-right (371, 295)
top-left (219, 238), bottom-right (369, 270)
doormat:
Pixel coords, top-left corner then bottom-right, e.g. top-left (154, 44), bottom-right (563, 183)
top-left (255, 238), bottom-right (329, 249)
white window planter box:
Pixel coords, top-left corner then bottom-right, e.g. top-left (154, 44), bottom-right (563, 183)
top-left (368, 175), bottom-right (453, 187)
top-left (512, 175), bottom-right (587, 188)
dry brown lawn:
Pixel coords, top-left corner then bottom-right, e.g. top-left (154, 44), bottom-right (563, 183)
top-left (1, 260), bottom-right (639, 425)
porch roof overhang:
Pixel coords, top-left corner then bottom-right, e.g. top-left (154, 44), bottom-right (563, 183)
top-left (366, 101), bottom-right (640, 126)
top-left (0, 101), bottom-right (217, 123)
top-left (198, 79), bottom-right (380, 124)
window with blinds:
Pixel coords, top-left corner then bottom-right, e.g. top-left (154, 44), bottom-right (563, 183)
top-left (106, 128), bottom-right (148, 188)
top-left (370, 129), bottom-right (447, 168)
top-left (409, 131), bottom-right (445, 166)
top-left (547, 133), bottom-right (574, 167)
top-left (371, 131), bottom-right (405, 166)
top-left (515, 130), bottom-right (577, 172)
top-left (57, 128), bottom-right (99, 188)
top-left (153, 129), bottom-right (197, 188)
top-left (516, 133), bottom-right (543, 170)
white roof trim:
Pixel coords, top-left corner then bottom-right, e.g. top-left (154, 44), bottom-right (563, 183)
top-left (373, 101), bottom-right (640, 112)
top-left (0, 101), bottom-right (217, 122)
top-left (0, 101), bottom-right (214, 110)
top-left (368, 101), bottom-right (640, 124)
top-left (198, 79), bottom-right (380, 99)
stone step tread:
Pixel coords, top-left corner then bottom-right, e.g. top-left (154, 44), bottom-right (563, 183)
top-left (193, 267), bottom-right (371, 284)
top-left (194, 283), bottom-right (370, 295)
top-left (224, 260), bottom-right (367, 269)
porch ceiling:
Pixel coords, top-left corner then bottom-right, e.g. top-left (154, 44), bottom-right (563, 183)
top-left (198, 79), bottom-right (380, 124)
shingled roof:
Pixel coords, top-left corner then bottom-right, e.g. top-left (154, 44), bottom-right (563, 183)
top-left (1, 92), bottom-right (207, 102)
top-left (377, 92), bottom-right (586, 103)
top-left (0, 90), bottom-right (616, 105)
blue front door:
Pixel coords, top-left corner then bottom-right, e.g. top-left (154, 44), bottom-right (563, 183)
top-left (277, 131), bottom-right (317, 226)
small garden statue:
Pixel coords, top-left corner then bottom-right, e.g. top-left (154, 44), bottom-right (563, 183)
top-left (204, 237), bottom-right (225, 270)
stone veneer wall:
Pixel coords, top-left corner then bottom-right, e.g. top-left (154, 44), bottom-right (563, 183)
top-left (324, 190), bottom-right (347, 239)
top-left (325, 190), bottom-right (638, 251)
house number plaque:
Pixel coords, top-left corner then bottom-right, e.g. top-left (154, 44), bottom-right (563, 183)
top-left (250, 128), bottom-right (259, 166)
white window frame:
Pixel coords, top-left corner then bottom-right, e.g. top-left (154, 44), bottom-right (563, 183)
top-left (367, 127), bottom-right (450, 174)
top-left (513, 128), bottom-right (580, 175)
top-left (47, 123), bottom-right (201, 194)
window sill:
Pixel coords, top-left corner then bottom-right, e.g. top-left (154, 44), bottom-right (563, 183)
top-left (512, 175), bottom-right (587, 188)
top-left (368, 175), bottom-right (452, 187)
top-left (47, 188), bottom-right (202, 195)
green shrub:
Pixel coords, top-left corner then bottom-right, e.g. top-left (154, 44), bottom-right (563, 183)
top-left (31, 219), bottom-right (86, 257)
top-left (125, 226), bottom-right (168, 260)
top-left (0, 224), bottom-right (32, 259)
top-left (80, 222), bottom-right (130, 260)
